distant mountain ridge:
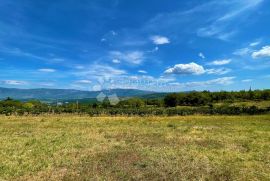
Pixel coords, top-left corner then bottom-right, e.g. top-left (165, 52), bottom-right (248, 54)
top-left (0, 87), bottom-right (157, 100)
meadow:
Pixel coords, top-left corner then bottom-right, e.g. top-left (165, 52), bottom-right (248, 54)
top-left (0, 115), bottom-right (269, 180)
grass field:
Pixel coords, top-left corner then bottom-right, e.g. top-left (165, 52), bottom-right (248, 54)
top-left (0, 115), bottom-right (269, 180)
top-left (214, 100), bottom-right (270, 108)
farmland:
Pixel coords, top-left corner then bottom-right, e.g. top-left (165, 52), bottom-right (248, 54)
top-left (0, 115), bottom-right (269, 180)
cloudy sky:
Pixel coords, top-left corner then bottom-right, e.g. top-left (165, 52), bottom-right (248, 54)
top-left (0, 0), bottom-right (270, 92)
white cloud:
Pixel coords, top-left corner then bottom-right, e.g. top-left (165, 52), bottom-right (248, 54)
top-left (76, 80), bottom-right (92, 84)
top-left (242, 79), bottom-right (253, 83)
top-left (1, 80), bottom-right (27, 85)
top-left (101, 38), bottom-right (106, 42)
top-left (100, 30), bottom-right (118, 44)
top-left (75, 65), bottom-right (84, 69)
top-left (199, 52), bottom-right (205, 59)
top-left (165, 62), bottom-right (231, 76)
top-left (0, 47), bottom-right (50, 61)
top-left (110, 51), bottom-right (144, 65)
top-left (197, 27), bottom-right (237, 41)
top-left (110, 30), bottom-right (117, 36)
top-left (233, 48), bottom-right (252, 56)
top-left (38, 68), bottom-right (56, 73)
top-left (51, 58), bottom-right (65, 62)
top-left (138, 70), bottom-right (147, 74)
top-left (185, 77), bottom-right (235, 87)
top-left (151, 36), bottom-right (170, 45)
top-left (217, 31), bottom-right (237, 41)
top-left (209, 59), bottom-right (231, 65)
top-left (112, 59), bottom-right (121, 64)
top-left (157, 76), bottom-right (176, 83)
top-left (233, 42), bottom-right (262, 57)
top-left (168, 77), bottom-right (235, 90)
top-left (169, 82), bottom-right (181, 86)
top-left (148, 46), bottom-right (159, 53)
top-left (165, 62), bottom-right (205, 75)
top-left (206, 68), bottom-right (231, 75)
top-left (196, 0), bottom-right (263, 40)
top-left (217, 0), bottom-right (263, 21)
top-left (252, 46), bottom-right (270, 59)
top-left (93, 65), bottom-right (126, 77)
top-left (73, 64), bottom-right (126, 79)
top-left (249, 41), bottom-right (261, 47)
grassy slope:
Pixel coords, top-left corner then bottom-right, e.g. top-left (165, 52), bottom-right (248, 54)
top-left (214, 100), bottom-right (270, 108)
top-left (0, 115), bottom-right (269, 180)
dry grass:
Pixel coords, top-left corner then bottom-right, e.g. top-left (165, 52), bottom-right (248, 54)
top-left (0, 115), bottom-right (269, 180)
top-left (214, 100), bottom-right (270, 108)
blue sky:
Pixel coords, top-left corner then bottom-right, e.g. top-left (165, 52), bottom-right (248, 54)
top-left (0, 0), bottom-right (270, 92)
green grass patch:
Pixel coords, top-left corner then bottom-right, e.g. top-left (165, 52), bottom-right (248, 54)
top-left (0, 115), bottom-right (269, 180)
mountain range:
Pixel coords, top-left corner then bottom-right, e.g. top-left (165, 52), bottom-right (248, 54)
top-left (0, 87), bottom-right (163, 101)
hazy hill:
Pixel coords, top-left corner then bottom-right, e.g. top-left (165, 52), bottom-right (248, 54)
top-left (0, 87), bottom-right (156, 101)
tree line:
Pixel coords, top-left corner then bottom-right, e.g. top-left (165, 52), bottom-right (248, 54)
top-left (0, 89), bottom-right (270, 116)
top-left (164, 89), bottom-right (270, 107)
